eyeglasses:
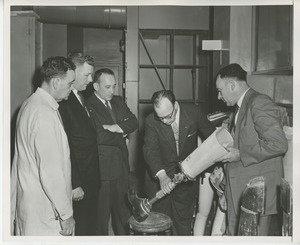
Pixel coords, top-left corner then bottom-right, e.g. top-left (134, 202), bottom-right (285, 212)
top-left (155, 105), bottom-right (175, 121)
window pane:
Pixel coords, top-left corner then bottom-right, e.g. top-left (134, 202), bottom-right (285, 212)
top-left (198, 68), bottom-right (208, 100)
top-left (255, 6), bottom-right (292, 71)
top-left (139, 68), bottom-right (170, 100)
top-left (173, 69), bottom-right (194, 100)
top-left (174, 35), bottom-right (193, 65)
top-left (139, 34), bottom-right (170, 65)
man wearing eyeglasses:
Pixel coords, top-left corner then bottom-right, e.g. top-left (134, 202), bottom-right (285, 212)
top-left (143, 90), bottom-right (215, 235)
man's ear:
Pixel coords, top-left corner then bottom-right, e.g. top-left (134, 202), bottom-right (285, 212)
top-left (93, 82), bottom-right (99, 91)
top-left (52, 77), bottom-right (60, 90)
top-left (229, 80), bottom-right (236, 91)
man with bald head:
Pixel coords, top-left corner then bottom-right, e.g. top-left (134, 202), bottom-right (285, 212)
top-left (215, 63), bottom-right (288, 235)
top-left (143, 90), bottom-right (215, 235)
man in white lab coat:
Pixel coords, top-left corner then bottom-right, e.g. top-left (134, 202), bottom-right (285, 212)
top-left (11, 56), bottom-right (76, 236)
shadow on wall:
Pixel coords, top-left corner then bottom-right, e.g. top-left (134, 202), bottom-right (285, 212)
top-left (11, 66), bottom-right (42, 167)
top-left (11, 106), bottom-right (20, 168)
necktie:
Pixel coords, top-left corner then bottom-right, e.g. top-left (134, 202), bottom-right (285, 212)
top-left (77, 91), bottom-right (85, 106)
top-left (172, 121), bottom-right (179, 155)
top-left (105, 100), bottom-right (117, 123)
top-left (78, 91), bottom-right (90, 117)
top-left (234, 105), bottom-right (240, 126)
top-left (231, 105), bottom-right (240, 134)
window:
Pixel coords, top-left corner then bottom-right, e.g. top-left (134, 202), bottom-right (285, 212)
top-left (253, 6), bottom-right (293, 74)
top-left (139, 29), bottom-right (211, 104)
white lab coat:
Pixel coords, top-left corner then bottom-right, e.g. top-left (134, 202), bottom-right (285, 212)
top-left (11, 88), bottom-right (73, 236)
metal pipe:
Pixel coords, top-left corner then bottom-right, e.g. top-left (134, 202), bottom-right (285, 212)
top-left (34, 6), bottom-right (127, 29)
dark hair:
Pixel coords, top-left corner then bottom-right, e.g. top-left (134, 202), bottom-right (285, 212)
top-left (67, 52), bottom-right (94, 66)
top-left (93, 68), bottom-right (115, 84)
top-left (40, 56), bottom-right (75, 83)
top-left (217, 63), bottom-right (247, 82)
top-left (151, 90), bottom-right (176, 107)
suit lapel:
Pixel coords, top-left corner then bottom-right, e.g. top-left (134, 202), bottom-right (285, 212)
top-left (92, 94), bottom-right (115, 123)
top-left (160, 122), bottom-right (177, 156)
top-left (70, 91), bottom-right (88, 117)
top-left (234, 89), bottom-right (254, 144)
top-left (109, 97), bottom-right (120, 122)
top-left (159, 105), bottom-right (191, 157)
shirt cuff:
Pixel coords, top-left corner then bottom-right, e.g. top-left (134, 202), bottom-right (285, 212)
top-left (116, 124), bottom-right (124, 134)
top-left (155, 169), bottom-right (166, 178)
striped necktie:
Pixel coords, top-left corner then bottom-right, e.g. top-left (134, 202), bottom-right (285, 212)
top-left (231, 105), bottom-right (240, 134)
top-left (78, 91), bottom-right (90, 117)
top-left (105, 100), bottom-right (117, 123)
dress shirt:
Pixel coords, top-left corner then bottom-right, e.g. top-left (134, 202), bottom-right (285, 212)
top-left (73, 89), bottom-right (84, 106)
top-left (93, 92), bottom-right (123, 133)
top-left (235, 88), bottom-right (250, 124)
top-left (94, 92), bottom-right (112, 108)
top-left (156, 105), bottom-right (180, 178)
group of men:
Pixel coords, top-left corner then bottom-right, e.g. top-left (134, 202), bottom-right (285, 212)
top-left (11, 54), bottom-right (138, 236)
top-left (11, 55), bottom-right (288, 237)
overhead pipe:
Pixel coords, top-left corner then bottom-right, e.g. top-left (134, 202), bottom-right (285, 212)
top-left (33, 6), bottom-right (127, 29)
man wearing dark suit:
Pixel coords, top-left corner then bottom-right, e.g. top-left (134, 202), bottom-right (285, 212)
top-left (143, 90), bottom-right (215, 235)
top-left (86, 68), bottom-right (138, 235)
top-left (216, 63), bottom-right (288, 235)
top-left (59, 53), bottom-right (100, 235)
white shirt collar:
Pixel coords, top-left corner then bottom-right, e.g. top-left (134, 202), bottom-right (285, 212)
top-left (172, 103), bottom-right (180, 126)
top-left (36, 87), bottom-right (59, 110)
top-left (237, 88), bottom-right (250, 108)
top-left (94, 92), bottom-right (110, 106)
top-left (72, 89), bottom-right (83, 105)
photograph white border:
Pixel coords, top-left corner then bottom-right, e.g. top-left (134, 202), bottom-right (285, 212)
top-left (2, 0), bottom-right (299, 244)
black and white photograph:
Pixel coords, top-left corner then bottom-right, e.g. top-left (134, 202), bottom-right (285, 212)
top-left (2, 0), bottom-right (299, 244)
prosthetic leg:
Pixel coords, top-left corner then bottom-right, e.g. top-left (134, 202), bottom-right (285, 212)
top-left (193, 172), bottom-right (214, 236)
top-left (128, 127), bottom-right (233, 222)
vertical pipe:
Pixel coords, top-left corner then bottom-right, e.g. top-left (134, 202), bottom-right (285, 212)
top-left (126, 7), bottom-right (139, 173)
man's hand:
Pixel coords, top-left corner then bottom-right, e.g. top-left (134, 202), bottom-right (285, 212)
top-left (157, 171), bottom-right (175, 194)
top-left (218, 147), bottom-right (240, 163)
top-left (72, 187), bottom-right (84, 201)
top-left (103, 124), bottom-right (123, 133)
top-left (59, 216), bottom-right (75, 236)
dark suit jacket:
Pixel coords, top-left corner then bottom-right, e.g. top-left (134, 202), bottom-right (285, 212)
top-left (226, 88), bottom-right (288, 216)
top-left (59, 91), bottom-right (100, 199)
top-left (143, 103), bottom-right (215, 191)
top-left (87, 94), bottom-right (138, 181)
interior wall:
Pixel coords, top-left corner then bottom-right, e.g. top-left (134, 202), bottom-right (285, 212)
top-left (67, 25), bottom-right (84, 54)
top-left (43, 24), bottom-right (124, 97)
top-left (139, 6), bottom-right (209, 30)
top-left (83, 28), bottom-right (124, 96)
top-left (229, 6), bottom-right (293, 106)
top-left (11, 13), bottom-right (40, 159)
top-left (135, 6), bottom-right (212, 190)
top-left (43, 24), bottom-right (67, 60)
top-left (11, 16), bottom-right (37, 117)
top-left (211, 6), bottom-right (230, 113)
top-left (229, 6), bottom-right (253, 71)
